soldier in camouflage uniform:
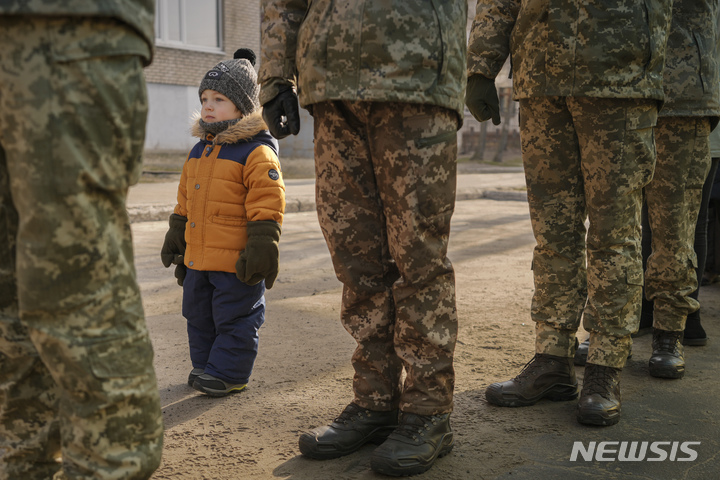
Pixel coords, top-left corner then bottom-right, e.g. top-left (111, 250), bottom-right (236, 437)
top-left (575, 2), bottom-right (720, 370)
top-left (0, 2), bottom-right (164, 479)
top-left (640, 0), bottom-right (720, 378)
top-left (259, 0), bottom-right (466, 475)
top-left (466, 0), bottom-right (672, 426)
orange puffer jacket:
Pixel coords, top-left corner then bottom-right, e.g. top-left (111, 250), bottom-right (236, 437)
top-left (174, 111), bottom-right (285, 273)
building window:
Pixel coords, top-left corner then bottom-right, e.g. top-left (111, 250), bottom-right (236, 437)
top-left (155, 0), bottom-right (222, 51)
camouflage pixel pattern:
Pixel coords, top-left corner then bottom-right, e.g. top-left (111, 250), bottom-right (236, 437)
top-left (467, 0), bottom-right (672, 102)
top-left (0, 16), bottom-right (163, 479)
top-left (641, 1), bottom-right (718, 333)
top-left (259, 0), bottom-right (468, 119)
top-left (521, 96), bottom-right (658, 369)
top-left (659, 0), bottom-right (720, 119)
top-left (645, 117), bottom-right (712, 332)
top-left (0, 0), bottom-right (155, 65)
top-left (313, 101), bottom-right (458, 415)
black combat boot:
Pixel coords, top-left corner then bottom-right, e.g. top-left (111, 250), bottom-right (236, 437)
top-left (576, 363), bottom-right (622, 426)
top-left (370, 412), bottom-right (453, 476)
top-left (485, 354), bottom-right (578, 407)
top-left (298, 403), bottom-right (398, 459)
top-left (683, 316), bottom-right (707, 346)
top-left (649, 329), bottom-right (685, 379)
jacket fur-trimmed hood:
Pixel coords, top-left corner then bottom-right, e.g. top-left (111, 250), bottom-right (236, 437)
top-left (191, 109), bottom-right (269, 145)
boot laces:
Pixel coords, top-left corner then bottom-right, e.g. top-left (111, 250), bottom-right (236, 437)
top-left (393, 414), bottom-right (436, 442)
top-left (513, 354), bottom-right (554, 383)
top-left (583, 365), bottom-right (618, 398)
top-left (653, 330), bottom-right (682, 354)
top-left (335, 404), bottom-right (367, 424)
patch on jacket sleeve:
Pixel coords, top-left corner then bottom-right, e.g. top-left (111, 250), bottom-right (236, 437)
top-left (268, 169), bottom-right (280, 181)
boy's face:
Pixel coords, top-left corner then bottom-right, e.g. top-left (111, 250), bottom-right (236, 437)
top-left (201, 89), bottom-right (242, 123)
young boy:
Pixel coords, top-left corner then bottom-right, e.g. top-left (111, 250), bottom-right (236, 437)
top-left (161, 48), bottom-right (286, 397)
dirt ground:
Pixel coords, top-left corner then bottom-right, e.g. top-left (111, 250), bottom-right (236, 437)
top-left (131, 165), bottom-right (720, 480)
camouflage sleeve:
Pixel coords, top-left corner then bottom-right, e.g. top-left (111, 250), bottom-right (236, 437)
top-left (258, 76), bottom-right (295, 106)
top-left (258, 0), bottom-right (308, 99)
top-left (467, 0), bottom-right (520, 78)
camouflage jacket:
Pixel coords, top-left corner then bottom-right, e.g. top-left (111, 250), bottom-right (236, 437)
top-left (0, 0), bottom-right (154, 64)
top-left (259, 0), bottom-right (467, 119)
top-left (468, 0), bottom-right (672, 101)
top-left (660, 0), bottom-right (720, 119)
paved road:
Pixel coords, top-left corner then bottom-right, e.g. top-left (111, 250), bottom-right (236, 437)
top-left (127, 168), bottom-right (528, 222)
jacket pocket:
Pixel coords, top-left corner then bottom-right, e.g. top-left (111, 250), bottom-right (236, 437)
top-left (694, 30), bottom-right (718, 94)
top-left (211, 215), bottom-right (247, 227)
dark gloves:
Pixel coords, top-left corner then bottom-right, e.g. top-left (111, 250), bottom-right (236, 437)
top-left (161, 213), bottom-right (187, 286)
top-left (262, 86), bottom-right (301, 140)
top-left (235, 220), bottom-right (281, 289)
top-left (174, 262), bottom-right (187, 287)
top-left (465, 74), bottom-right (501, 125)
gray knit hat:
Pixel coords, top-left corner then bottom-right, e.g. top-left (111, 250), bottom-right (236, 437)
top-left (199, 48), bottom-right (260, 115)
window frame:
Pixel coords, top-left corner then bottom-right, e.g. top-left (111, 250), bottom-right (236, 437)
top-left (155, 0), bottom-right (224, 53)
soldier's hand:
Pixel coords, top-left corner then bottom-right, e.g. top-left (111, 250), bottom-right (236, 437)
top-left (262, 87), bottom-right (300, 140)
top-left (161, 214), bottom-right (187, 268)
top-left (466, 74), bottom-right (501, 125)
top-left (235, 220), bottom-right (281, 289)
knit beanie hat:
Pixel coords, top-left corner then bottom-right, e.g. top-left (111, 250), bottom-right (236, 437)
top-left (199, 48), bottom-right (260, 116)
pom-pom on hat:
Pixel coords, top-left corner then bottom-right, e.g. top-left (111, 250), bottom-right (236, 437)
top-left (199, 48), bottom-right (260, 116)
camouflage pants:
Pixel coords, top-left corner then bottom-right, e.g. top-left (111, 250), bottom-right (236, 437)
top-left (644, 117), bottom-right (711, 331)
top-left (0, 17), bottom-right (163, 480)
top-left (313, 101), bottom-right (458, 415)
top-left (520, 96), bottom-right (657, 369)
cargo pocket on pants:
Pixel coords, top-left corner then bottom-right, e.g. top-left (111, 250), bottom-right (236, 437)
top-left (89, 333), bottom-right (154, 379)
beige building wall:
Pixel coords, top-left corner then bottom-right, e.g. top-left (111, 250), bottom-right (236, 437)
top-left (144, 2), bottom-right (260, 87)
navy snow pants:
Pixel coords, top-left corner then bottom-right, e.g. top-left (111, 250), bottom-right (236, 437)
top-left (182, 269), bottom-right (265, 385)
